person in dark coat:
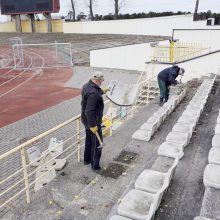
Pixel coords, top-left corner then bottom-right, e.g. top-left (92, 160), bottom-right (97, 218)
top-left (157, 65), bottom-right (185, 106)
top-left (81, 71), bottom-right (108, 171)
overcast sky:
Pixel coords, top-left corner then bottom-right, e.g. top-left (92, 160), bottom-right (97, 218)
top-left (0, 0), bottom-right (220, 22)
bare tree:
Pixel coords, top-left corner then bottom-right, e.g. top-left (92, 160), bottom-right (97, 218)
top-left (70, 0), bottom-right (76, 21)
top-left (89, 0), bottom-right (94, 20)
top-left (114, 0), bottom-right (125, 19)
top-left (193, 0), bottom-right (199, 21)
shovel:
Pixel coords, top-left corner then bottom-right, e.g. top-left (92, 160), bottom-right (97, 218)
top-left (95, 132), bottom-right (104, 148)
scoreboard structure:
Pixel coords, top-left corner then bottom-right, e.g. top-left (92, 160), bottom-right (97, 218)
top-left (0, 0), bottom-right (60, 15)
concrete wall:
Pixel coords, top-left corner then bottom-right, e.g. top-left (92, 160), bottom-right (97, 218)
top-left (63, 14), bottom-right (218, 36)
top-left (90, 41), bottom-right (169, 71)
top-left (0, 19), bottom-right (63, 33)
top-left (173, 29), bottom-right (220, 51)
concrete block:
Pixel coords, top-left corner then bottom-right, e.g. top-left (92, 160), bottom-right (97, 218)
top-left (172, 123), bottom-right (194, 136)
top-left (182, 110), bottom-right (200, 122)
top-left (34, 166), bottom-right (56, 192)
top-left (215, 124), bottom-right (220, 134)
top-left (148, 116), bottom-right (160, 129)
top-left (162, 102), bottom-right (172, 114)
top-left (203, 164), bottom-right (220, 189)
top-left (177, 116), bottom-right (197, 129)
top-left (152, 111), bottom-right (163, 126)
top-left (158, 108), bottom-right (169, 121)
top-left (109, 215), bottom-right (132, 220)
top-left (132, 129), bottom-right (152, 142)
top-left (208, 148), bottom-right (220, 165)
top-left (188, 103), bottom-right (204, 110)
top-left (166, 131), bottom-right (190, 148)
top-left (135, 169), bottom-right (165, 193)
top-left (157, 142), bottom-right (184, 159)
top-left (140, 122), bottom-right (157, 134)
top-left (186, 105), bottom-right (202, 115)
top-left (212, 134), bottom-right (220, 148)
top-left (117, 189), bottom-right (156, 220)
top-left (135, 157), bottom-right (178, 193)
top-left (26, 146), bottom-right (43, 167)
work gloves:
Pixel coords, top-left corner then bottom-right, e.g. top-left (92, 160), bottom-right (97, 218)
top-left (90, 126), bottom-right (98, 134)
top-left (102, 88), bottom-right (110, 94)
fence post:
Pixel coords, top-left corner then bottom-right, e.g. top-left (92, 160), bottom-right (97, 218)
top-left (20, 148), bottom-right (30, 204)
top-left (77, 118), bottom-right (81, 162)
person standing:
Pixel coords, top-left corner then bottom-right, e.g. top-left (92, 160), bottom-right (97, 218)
top-left (81, 71), bottom-right (108, 171)
top-left (157, 65), bottom-right (185, 106)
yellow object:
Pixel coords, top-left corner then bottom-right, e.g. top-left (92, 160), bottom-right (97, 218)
top-left (102, 88), bottom-right (110, 94)
top-left (102, 116), bottom-right (111, 137)
top-left (169, 40), bottom-right (175, 63)
top-left (0, 19), bottom-right (63, 33)
top-left (90, 126), bottom-right (98, 134)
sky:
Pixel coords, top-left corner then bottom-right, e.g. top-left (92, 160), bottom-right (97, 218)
top-left (0, 0), bottom-right (220, 22)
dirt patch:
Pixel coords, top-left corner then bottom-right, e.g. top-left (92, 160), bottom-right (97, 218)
top-left (101, 163), bottom-right (127, 179)
top-left (114, 150), bottom-right (138, 164)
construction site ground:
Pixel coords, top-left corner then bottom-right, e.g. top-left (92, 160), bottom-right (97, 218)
top-left (0, 33), bottom-right (220, 220)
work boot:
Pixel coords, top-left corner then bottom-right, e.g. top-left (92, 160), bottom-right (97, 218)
top-left (159, 98), bottom-right (164, 106)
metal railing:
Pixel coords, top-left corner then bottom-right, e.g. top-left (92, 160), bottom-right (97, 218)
top-left (151, 42), bottom-right (211, 63)
top-left (0, 63), bottom-right (158, 217)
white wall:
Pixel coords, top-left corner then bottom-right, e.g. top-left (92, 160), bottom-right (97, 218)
top-left (173, 29), bottom-right (220, 51)
top-left (90, 42), bottom-right (167, 71)
top-left (64, 14), bottom-right (219, 36)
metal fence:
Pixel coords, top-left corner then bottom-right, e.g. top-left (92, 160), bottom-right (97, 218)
top-left (13, 42), bottom-right (73, 69)
top-left (151, 42), bottom-right (211, 63)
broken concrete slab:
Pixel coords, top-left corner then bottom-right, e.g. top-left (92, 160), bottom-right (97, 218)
top-left (157, 141), bottom-right (184, 159)
top-left (34, 167), bottom-right (56, 192)
top-left (26, 145), bottom-right (44, 167)
top-left (203, 164), bottom-right (220, 189)
top-left (48, 137), bottom-right (64, 156)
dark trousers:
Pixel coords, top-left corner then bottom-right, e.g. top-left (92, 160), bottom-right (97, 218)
top-left (84, 125), bottom-right (102, 169)
top-left (158, 78), bottom-right (169, 103)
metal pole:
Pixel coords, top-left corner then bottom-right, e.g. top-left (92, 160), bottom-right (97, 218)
top-left (20, 148), bottom-right (30, 204)
top-left (109, 102), bottom-right (113, 136)
top-left (77, 119), bottom-right (81, 162)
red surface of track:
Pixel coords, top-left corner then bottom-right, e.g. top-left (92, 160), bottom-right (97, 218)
top-left (0, 67), bottom-right (80, 128)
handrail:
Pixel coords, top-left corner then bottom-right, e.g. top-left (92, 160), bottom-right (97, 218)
top-left (0, 100), bottom-right (110, 161)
